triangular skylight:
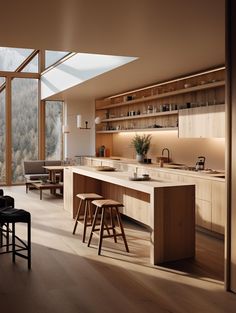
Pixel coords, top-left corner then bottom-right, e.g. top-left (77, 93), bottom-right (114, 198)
top-left (41, 52), bottom-right (138, 99)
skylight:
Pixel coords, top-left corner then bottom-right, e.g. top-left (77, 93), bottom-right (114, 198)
top-left (41, 53), bottom-right (138, 99)
top-left (45, 50), bottom-right (70, 69)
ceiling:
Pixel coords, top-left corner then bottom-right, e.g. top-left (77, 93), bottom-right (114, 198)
top-left (0, 0), bottom-right (225, 101)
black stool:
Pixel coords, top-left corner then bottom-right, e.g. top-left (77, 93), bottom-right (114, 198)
top-left (0, 207), bottom-right (31, 269)
top-left (87, 199), bottom-right (129, 255)
top-left (0, 195), bottom-right (15, 251)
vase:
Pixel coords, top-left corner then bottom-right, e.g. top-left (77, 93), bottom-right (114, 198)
top-left (136, 154), bottom-right (144, 163)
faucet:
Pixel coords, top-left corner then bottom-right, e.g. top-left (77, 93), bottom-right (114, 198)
top-left (162, 148), bottom-right (170, 163)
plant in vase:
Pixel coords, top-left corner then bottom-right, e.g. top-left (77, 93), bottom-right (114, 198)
top-left (131, 134), bottom-right (152, 163)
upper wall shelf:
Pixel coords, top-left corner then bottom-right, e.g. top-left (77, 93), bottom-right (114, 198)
top-left (96, 80), bottom-right (225, 110)
top-left (101, 110), bottom-right (178, 122)
top-left (96, 127), bottom-right (178, 134)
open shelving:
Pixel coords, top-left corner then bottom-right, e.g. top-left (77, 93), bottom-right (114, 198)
top-left (95, 68), bottom-right (225, 153)
top-left (96, 80), bottom-right (225, 110)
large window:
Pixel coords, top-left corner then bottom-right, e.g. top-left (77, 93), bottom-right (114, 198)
top-left (0, 47), bottom-right (67, 185)
top-left (11, 78), bottom-right (38, 183)
top-left (0, 80), bottom-right (6, 184)
top-left (45, 101), bottom-right (63, 160)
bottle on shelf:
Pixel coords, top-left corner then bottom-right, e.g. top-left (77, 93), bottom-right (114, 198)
top-left (147, 105), bottom-right (153, 114)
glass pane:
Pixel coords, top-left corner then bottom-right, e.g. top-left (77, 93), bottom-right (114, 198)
top-left (0, 81), bottom-right (6, 184)
top-left (22, 54), bottom-right (39, 73)
top-left (45, 50), bottom-right (69, 68)
top-left (0, 47), bottom-right (34, 71)
top-left (12, 78), bottom-right (38, 183)
top-left (45, 101), bottom-right (63, 160)
top-left (0, 77), bottom-right (5, 85)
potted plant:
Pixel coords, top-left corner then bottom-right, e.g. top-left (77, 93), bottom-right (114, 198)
top-left (131, 134), bottom-right (152, 163)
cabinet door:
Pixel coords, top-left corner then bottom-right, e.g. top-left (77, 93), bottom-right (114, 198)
top-left (178, 107), bottom-right (208, 138)
top-left (211, 181), bottom-right (226, 234)
top-left (207, 104), bottom-right (225, 138)
top-left (178, 105), bottom-right (225, 138)
top-left (196, 199), bottom-right (212, 230)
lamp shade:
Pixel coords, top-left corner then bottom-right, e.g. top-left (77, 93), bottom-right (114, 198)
top-left (62, 125), bottom-right (70, 133)
top-left (77, 115), bottom-right (82, 128)
top-left (95, 116), bottom-right (101, 124)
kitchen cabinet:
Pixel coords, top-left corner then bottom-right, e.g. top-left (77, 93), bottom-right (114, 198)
top-left (211, 181), bottom-right (226, 234)
top-left (178, 104), bottom-right (225, 138)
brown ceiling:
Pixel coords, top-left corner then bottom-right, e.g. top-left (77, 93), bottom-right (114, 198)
top-left (0, 0), bottom-right (225, 101)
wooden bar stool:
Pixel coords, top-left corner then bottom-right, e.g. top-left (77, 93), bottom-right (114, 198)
top-left (72, 193), bottom-right (103, 242)
top-left (87, 199), bottom-right (129, 255)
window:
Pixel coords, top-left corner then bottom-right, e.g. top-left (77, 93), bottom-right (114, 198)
top-left (11, 78), bottom-right (38, 183)
top-left (0, 47), bottom-right (34, 71)
top-left (45, 101), bottom-right (63, 160)
top-left (0, 80), bottom-right (6, 184)
top-left (45, 50), bottom-right (69, 69)
top-left (22, 54), bottom-right (39, 73)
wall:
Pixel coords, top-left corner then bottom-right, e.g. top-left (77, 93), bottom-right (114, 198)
top-left (112, 131), bottom-right (225, 169)
top-left (65, 99), bottom-right (96, 160)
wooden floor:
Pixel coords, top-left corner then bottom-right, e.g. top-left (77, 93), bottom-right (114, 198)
top-left (0, 186), bottom-right (235, 313)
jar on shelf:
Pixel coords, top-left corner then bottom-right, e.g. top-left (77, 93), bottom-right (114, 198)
top-left (147, 105), bottom-right (153, 114)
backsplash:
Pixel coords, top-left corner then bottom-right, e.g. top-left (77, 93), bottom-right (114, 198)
top-left (112, 131), bottom-right (225, 170)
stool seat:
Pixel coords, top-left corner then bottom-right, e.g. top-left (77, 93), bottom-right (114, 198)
top-left (76, 193), bottom-right (103, 201)
top-left (92, 199), bottom-right (124, 208)
top-left (0, 207), bottom-right (30, 223)
top-left (0, 195), bottom-right (15, 208)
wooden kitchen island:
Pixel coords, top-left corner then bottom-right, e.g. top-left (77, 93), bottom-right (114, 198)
top-left (64, 166), bottom-right (195, 265)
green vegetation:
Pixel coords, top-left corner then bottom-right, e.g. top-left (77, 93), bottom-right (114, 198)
top-left (131, 133), bottom-right (152, 155)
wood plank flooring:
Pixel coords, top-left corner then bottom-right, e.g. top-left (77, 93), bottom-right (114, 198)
top-left (0, 186), bottom-right (235, 313)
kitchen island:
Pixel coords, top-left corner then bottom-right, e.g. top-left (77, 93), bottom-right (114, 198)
top-left (64, 165), bottom-right (195, 265)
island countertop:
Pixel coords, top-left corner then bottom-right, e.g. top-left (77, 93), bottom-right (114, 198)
top-left (71, 165), bottom-right (193, 194)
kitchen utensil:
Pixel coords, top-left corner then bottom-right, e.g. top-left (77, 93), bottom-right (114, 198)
top-left (195, 156), bottom-right (205, 171)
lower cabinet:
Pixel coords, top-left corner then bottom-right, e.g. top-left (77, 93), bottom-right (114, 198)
top-left (196, 199), bottom-right (212, 230)
top-left (211, 181), bottom-right (226, 234)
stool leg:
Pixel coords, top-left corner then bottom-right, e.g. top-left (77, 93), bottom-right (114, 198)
top-left (110, 207), bottom-right (117, 243)
top-left (28, 219), bottom-right (31, 270)
top-left (72, 199), bottom-right (83, 235)
top-left (115, 207), bottom-right (129, 253)
top-left (0, 223), bottom-right (2, 247)
top-left (88, 206), bottom-right (99, 247)
top-left (88, 201), bottom-right (93, 224)
top-left (98, 207), bottom-right (106, 255)
top-left (12, 223), bottom-right (16, 263)
top-left (6, 223), bottom-right (10, 252)
top-left (82, 200), bottom-right (89, 243)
